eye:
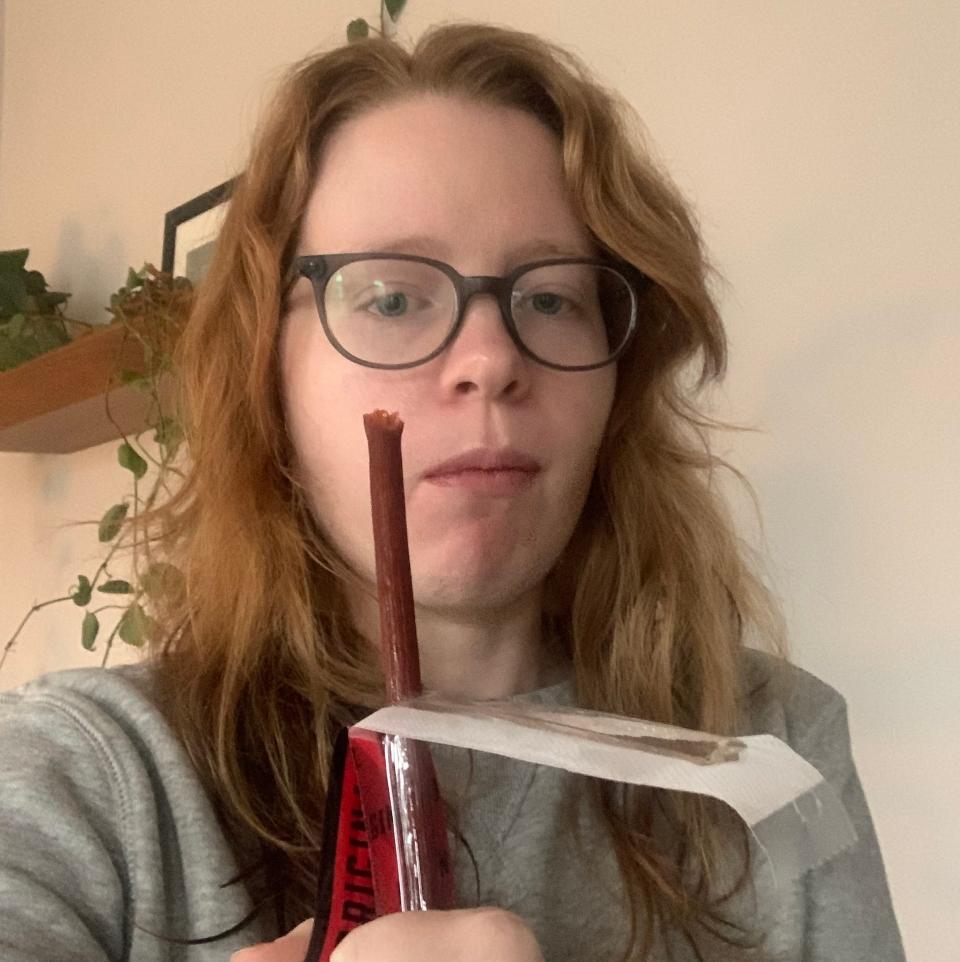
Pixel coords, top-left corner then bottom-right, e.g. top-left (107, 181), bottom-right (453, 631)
top-left (355, 285), bottom-right (434, 319)
top-left (514, 288), bottom-right (580, 317)
top-left (367, 291), bottom-right (409, 317)
top-left (529, 292), bottom-right (567, 315)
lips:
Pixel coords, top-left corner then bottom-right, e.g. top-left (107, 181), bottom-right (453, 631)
top-left (423, 446), bottom-right (542, 479)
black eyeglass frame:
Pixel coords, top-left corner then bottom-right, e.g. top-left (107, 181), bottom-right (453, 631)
top-left (293, 252), bottom-right (652, 372)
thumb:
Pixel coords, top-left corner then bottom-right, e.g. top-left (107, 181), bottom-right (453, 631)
top-left (279, 918), bottom-right (315, 942)
top-left (230, 918), bottom-right (315, 962)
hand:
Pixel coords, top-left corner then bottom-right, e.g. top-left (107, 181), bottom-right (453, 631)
top-left (230, 918), bottom-right (314, 962)
top-left (229, 908), bottom-right (546, 962)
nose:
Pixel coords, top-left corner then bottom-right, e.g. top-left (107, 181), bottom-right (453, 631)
top-left (438, 291), bottom-right (531, 399)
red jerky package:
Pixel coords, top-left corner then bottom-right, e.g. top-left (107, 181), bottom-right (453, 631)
top-left (303, 730), bottom-right (376, 962)
top-left (303, 727), bottom-right (455, 962)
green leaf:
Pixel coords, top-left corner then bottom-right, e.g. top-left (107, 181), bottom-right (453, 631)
top-left (125, 267), bottom-right (142, 290)
top-left (0, 249), bottom-right (29, 273)
top-left (81, 611), bottom-right (99, 650)
top-left (346, 17), bottom-right (369, 41)
top-left (36, 290), bottom-right (69, 309)
top-left (30, 317), bottom-right (71, 354)
top-left (384, 0), bottom-right (407, 19)
top-left (0, 334), bottom-right (34, 371)
top-left (23, 269), bottom-right (47, 295)
top-left (116, 368), bottom-right (150, 391)
top-left (141, 562), bottom-right (185, 599)
top-left (118, 441), bottom-right (148, 480)
top-left (97, 579), bottom-right (133, 594)
top-left (6, 314), bottom-right (26, 338)
top-left (0, 318), bottom-right (54, 369)
top-left (72, 574), bottom-right (93, 606)
top-left (154, 416), bottom-right (183, 449)
top-left (0, 272), bottom-right (29, 316)
top-left (98, 502), bottom-right (129, 542)
top-left (118, 603), bottom-right (152, 647)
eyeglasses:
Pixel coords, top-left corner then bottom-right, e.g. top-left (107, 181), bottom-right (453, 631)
top-left (293, 252), bottom-right (652, 371)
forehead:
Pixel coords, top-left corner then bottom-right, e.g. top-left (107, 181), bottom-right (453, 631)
top-left (298, 94), bottom-right (595, 262)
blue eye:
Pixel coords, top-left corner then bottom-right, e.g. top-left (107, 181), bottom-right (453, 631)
top-left (530, 292), bottom-right (565, 315)
top-left (372, 292), bottom-right (408, 317)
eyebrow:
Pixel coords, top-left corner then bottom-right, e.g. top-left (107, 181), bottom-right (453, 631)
top-left (353, 234), bottom-right (596, 263)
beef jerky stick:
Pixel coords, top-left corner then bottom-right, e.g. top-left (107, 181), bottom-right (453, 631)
top-left (304, 409), bottom-right (448, 957)
top-left (363, 410), bottom-right (422, 703)
top-left (362, 409), bottom-right (454, 911)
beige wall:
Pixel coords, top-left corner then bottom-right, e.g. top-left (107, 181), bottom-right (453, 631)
top-left (2, 1), bottom-right (957, 956)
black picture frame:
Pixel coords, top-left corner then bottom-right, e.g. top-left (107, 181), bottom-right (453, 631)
top-left (161, 179), bottom-right (235, 281)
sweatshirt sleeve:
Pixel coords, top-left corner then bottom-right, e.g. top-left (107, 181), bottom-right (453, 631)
top-left (0, 688), bottom-right (128, 962)
top-left (795, 693), bottom-right (906, 962)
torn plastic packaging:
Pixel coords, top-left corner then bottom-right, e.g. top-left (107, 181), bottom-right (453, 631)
top-left (302, 695), bottom-right (856, 962)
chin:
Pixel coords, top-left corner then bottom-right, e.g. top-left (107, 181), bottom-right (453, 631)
top-left (410, 545), bottom-right (548, 613)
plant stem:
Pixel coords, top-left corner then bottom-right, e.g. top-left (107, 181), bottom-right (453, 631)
top-left (132, 473), bottom-right (141, 590)
top-left (100, 619), bottom-right (122, 669)
top-left (0, 594), bottom-right (75, 672)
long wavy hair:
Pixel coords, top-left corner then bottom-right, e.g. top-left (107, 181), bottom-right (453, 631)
top-left (137, 21), bottom-right (786, 961)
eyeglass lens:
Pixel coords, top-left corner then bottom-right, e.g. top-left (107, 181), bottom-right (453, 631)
top-left (319, 259), bottom-right (633, 368)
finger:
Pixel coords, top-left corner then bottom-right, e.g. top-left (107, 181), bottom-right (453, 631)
top-left (230, 918), bottom-right (315, 962)
top-left (330, 908), bottom-right (543, 962)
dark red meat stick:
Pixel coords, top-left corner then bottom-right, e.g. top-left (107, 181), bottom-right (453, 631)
top-left (362, 409), bottom-right (454, 912)
top-left (363, 409), bottom-right (422, 703)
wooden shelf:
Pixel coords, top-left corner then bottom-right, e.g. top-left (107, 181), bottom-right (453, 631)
top-left (0, 323), bottom-right (157, 454)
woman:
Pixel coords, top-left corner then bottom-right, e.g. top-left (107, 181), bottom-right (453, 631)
top-left (0, 22), bottom-right (904, 962)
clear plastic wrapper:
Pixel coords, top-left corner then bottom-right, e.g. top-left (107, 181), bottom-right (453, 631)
top-left (357, 695), bottom-right (858, 891)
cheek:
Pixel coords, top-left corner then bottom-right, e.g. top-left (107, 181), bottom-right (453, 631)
top-left (554, 371), bottom-right (615, 510)
top-left (558, 369), bottom-right (616, 461)
top-left (280, 317), bottom-right (363, 517)
top-left (283, 373), bottom-right (376, 576)
top-left (281, 312), bottom-right (369, 456)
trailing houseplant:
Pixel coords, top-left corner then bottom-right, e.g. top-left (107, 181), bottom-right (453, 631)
top-left (0, 264), bottom-right (193, 670)
top-left (0, 248), bottom-right (92, 372)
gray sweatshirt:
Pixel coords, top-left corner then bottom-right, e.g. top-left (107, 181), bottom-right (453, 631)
top-left (0, 650), bottom-right (904, 962)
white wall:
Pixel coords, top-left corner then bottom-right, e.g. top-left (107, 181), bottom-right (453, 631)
top-left (2, 2), bottom-right (957, 956)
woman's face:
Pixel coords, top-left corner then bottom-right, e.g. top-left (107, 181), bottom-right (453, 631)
top-left (280, 94), bottom-right (615, 616)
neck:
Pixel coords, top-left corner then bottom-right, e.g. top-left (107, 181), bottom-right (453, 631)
top-left (350, 584), bottom-right (567, 700)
